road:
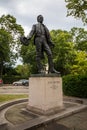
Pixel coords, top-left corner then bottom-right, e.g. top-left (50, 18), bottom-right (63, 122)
top-left (0, 85), bottom-right (29, 94)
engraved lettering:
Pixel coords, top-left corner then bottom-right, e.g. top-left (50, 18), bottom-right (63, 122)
top-left (48, 80), bottom-right (60, 89)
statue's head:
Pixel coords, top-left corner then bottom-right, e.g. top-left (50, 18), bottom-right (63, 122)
top-left (37, 15), bottom-right (44, 23)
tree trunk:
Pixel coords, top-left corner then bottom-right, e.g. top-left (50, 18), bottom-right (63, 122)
top-left (0, 61), bottom-right (3, 78)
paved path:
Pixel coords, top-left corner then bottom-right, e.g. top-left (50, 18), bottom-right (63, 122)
top-left (57, 108), bottom-right (87, 130)
top-left (1, 100), bottom-right (87, 130)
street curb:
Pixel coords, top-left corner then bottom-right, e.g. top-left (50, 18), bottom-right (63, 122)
top-left (0, 98), bottom-right (28, 111)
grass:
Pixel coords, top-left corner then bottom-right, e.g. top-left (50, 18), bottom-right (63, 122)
top-left (0, 94), bottom-right (28, 103)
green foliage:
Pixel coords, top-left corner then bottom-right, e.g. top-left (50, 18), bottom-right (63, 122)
top-left (0, 14), bottom-right (24, 77)
top-left (0, 28), bottom-right (11, 61)
top-left (15, 64), bottom-right (30, 77)
top-left (63, 74), bottom-right (87, 98)
top-left (0, 14), bottom-right (24, 53)
top-left (3, 65), bottom-right (17, 76)
top-left (0, 14), bottom-right (24, 36)
top-left (50, 28), bottom-right (87, 76)
top-left (20, 40), bottom-right (38, 74)
top-left (50, 30), bottom-right (75, 75)
top-left (69, 28), bottom-right (87, 75)
top-left (70, 27), bottom-right (87, 51)
top-left (65, 0), bottom-right (87, 24)
top-left (71, 51), bottom-right (87, 75)
top-left (0, 28), bottom-right (12, 77)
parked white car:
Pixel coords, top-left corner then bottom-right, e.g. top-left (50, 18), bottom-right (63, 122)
top-left (13, 79), bottom-right (29, 86)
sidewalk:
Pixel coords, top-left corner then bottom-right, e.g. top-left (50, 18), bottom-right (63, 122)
top-left (57, 108), bottom-right (87, 130)
top-left (3, 97), bottom-right (87, 130)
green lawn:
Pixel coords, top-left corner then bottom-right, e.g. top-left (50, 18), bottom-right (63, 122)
top-left (0, 94), bottom-right (28, 103)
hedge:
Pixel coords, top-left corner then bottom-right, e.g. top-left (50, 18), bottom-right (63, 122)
top-left (2, 75), bottom-right (29, 84)
top-left (63, 74), bottom-right (87, 98)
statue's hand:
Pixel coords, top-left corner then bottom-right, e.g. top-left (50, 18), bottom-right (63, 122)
top-left (20, 36), bottom-right (29, 46)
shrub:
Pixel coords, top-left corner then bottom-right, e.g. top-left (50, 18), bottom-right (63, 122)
top-left (2, 75), bottom-right (29, 84)
top-left (63, 74), bottom-right (87, 98)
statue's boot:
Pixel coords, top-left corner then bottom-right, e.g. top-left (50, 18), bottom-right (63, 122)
top-left (49, 69), bottom-right (60, 74)
top-left (48, 56), bottom-right (60, 74)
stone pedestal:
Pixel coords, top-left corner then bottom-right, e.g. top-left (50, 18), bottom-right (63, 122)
top-left (27, 74), bottom-right (63, 115)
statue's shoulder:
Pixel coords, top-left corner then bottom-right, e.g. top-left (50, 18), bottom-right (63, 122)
top-left (33, 23), bottom-right (40, 31)
top-left (34, 23), bottom-right (39, 27)
top-left (32, 24), bottom-right (39, 30)
top-left (32, 24), bottom-right (36, 28)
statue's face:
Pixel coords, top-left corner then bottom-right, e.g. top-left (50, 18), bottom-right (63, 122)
top-left (37, 15), bottom-right (44, 23)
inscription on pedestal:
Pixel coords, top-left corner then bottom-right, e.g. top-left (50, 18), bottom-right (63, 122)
top-left (48, 81), bottom-right (60, 90)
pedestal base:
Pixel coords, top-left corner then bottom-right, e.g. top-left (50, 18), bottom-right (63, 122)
top-left (27, 74), bottom-right (63, 115)
top-left (27, 105), bottom-right (64, 115)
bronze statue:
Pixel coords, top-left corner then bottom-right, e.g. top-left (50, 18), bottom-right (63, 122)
top-left (20, 15), bottom-right (60, 74)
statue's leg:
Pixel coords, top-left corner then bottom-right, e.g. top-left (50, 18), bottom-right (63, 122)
top-left (43, 41), bottom-right (54, 72)
top-left (43, 41), bottom-right (60, 74)
top-left (35, 38), bottom-right (44, 73)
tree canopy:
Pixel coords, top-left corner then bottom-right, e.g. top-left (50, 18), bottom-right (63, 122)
top-left (20, 39), bottom-right (37, 74)
top-left (0, 14), bottom-right (24, 77)
top-left (50, 29), bottom-right (75, 75)
top-left (65, 0), bottom-right (87, 24)
top-left (70, 27), bottom-right (87, 51)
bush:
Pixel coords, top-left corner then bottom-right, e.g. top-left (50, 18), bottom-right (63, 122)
top-left (63, 74), bottom-right (87, 98)
top-left (2, 75), bottom-right (29, 84)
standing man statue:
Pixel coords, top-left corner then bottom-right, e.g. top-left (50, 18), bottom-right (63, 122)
top-left (20, 15), bottom-right (60, 74)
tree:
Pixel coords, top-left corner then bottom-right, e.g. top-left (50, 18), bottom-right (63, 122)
top-left (65, 0), bottom-right (87, 24)
top-left (69, 27), bottom-right (87, 75)
top-left (50, 30), bottom-right (76, 75)
top-left (3, 64), bottom-right (17, 76)
top-left (0, 14), bottom-right (24, 77)
top-left (15, 64), bottom-right (30, 77)
top-left (71, 51), bottom-right (87, 75)
top-left (70, 27), bottom-right (87, 51)
top-left (0, 28), bottom-right (12, 77)
top-left (50, 28), bottom-right (87, 75)
top-left (20, 41), bottom-right (37, 74)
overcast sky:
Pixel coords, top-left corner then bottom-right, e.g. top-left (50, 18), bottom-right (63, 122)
top-left (0, 0), bottom-right (87, 36)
